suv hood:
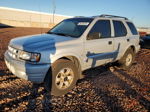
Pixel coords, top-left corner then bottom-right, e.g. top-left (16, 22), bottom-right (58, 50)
top-left (9, 34), bottom-right (74, 52)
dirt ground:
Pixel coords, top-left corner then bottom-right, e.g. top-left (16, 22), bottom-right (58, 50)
top-left (0, 27), bottom-right (150, 112)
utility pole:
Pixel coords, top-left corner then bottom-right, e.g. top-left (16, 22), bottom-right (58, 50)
top-left (52, 0), bottom-right (56, 24)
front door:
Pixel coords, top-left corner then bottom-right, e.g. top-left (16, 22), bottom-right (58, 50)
top-left (84, 20), bottom-right (114, 68)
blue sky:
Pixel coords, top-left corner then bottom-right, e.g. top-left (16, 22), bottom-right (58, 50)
top-left (0, 0), bottom-right (150, 27)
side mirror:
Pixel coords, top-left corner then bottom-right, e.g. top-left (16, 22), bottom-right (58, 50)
top-left (87, 32), bottom-right (101, 40)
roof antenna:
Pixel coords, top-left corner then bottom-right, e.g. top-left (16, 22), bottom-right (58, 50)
top-left (38, 0), bottom-right (42, 34)
top-left (131, 17), bottom-right (134, 22)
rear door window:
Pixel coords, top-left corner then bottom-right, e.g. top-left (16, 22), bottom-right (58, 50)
top-left (113, 20), bottom-right (127, 37)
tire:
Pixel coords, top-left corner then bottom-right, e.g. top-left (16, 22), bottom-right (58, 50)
top-left (118, 48), bottom-right (135, 70)
top-left (44, 59), bottom-right (79, 96)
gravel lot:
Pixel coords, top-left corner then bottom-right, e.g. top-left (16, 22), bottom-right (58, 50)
top-left (0, 27), bottom-right (150, 112)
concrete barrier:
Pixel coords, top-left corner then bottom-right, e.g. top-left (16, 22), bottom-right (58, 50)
top-left (0, 7), bottom-right (71, 28)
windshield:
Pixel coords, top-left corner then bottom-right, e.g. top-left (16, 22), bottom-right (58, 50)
top-left (48, 18), bottom-right (93, 37)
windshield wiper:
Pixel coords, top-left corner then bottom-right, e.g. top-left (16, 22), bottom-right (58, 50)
top-left (47, 32), bottom-right (57, 35)
top-left (55, 33), bottom-right (71, 37)
top-left (47, 32), bottom-right (74, 37)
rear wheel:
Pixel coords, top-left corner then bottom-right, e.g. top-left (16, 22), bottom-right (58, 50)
top-left (118, 48), bottom-right (135, 70)
top-left (44, 59), bottom-right (79, 96)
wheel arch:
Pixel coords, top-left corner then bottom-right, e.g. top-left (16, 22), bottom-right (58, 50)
top-left (118, 44), bottom-right (136, 61)
top-left (130, 45), bottom-right (136, 53)
top-left (58, 56), bottom-right (82, 79)
top-left (118, 45), bottom-right (135, 70)
top-left (51, 54), bottom-right (83, 79)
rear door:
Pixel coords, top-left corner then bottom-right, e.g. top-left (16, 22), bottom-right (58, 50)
top-left (84, 19), bottom-right (114, 68)
top-left (112, 20), bottom-right (130, 60)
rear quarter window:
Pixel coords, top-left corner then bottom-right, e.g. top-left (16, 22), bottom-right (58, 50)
top-left (126, 22), bottom-right (138, 35)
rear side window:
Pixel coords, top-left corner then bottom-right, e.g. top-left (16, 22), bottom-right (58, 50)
top-left (127, 22), bottom-right (138, 35)
top-left (88, 20), bottom-right (111, 39)
top-left (113, 20), bottom-right (127, 37)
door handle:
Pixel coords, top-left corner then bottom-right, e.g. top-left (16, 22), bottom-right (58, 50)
top-left (127, 39), bottom-right (130, 42)
top-left (108, 41), bottom-right (112, 45)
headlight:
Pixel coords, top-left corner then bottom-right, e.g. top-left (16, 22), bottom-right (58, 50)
top-left (19, 51), bottom-right (40, 62)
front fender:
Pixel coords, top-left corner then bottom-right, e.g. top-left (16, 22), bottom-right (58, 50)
top-left (50, 52), bottom-right (83, 70)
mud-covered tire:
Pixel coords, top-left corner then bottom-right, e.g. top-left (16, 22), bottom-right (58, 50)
top-left (118, 48), bottom-right (135, 70)
top-left (44, 59), bottom-right (79, 96)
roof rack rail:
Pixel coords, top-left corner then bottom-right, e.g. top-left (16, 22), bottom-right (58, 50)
top-left (99, 14), bottom-right (128, 20)
top-left (74, 16), bottom-right (85, 18)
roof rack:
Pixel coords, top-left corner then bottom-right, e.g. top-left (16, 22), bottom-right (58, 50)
top-left (74, 16), bottom-right (85, 18)
top-left (99, 14), bottom-right (128, 20)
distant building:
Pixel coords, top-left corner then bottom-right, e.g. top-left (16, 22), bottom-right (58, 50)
top-left (0, 7), bottom-right (71, 28)
top-left (137, 27), bottom-right (150, 35)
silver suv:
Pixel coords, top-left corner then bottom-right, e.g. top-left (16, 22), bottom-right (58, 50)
top-left (5, 15), bottom-right (140, 96)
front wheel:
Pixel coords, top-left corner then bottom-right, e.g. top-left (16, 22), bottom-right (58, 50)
top-left (44, 59), bottom-right (79, 96)
top-left (118, 48), bottom-right (135, 70)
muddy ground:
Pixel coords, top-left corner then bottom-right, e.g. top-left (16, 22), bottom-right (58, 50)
top-left (0, 27), bottom-right (150, 112)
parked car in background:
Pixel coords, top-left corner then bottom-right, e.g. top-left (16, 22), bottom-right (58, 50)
top-left (140, 35), bottom-right (150, 49)
top-left (4, 14), bottom-right (140, 96)
top-left (139, 32), bottom-right (147, 37)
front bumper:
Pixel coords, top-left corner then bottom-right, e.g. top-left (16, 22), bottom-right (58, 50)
top-left (4, 51), bottom-right (50, 83)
